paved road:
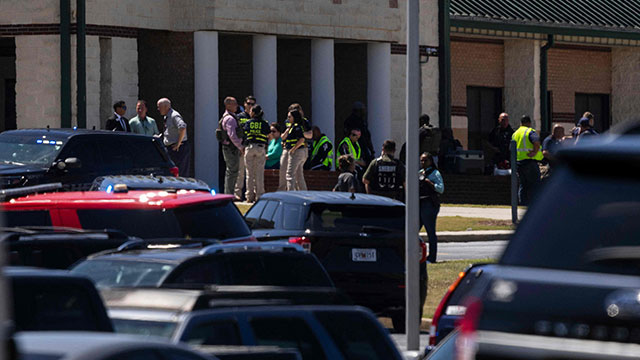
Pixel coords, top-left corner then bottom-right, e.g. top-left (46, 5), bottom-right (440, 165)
top-left (436, 240), bottom-right (508, 261)
top-left (440, 206), bottom-right (526, 220)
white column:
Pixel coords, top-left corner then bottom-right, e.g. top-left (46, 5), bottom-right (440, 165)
top-left (311, 39), bottom-right (335, 146)
top-left (253, 35), bottom-right (277, 123)
top-left (194, 31), bottom-right (219, 189)
top-left (367, 42), bottom-right (391, 154)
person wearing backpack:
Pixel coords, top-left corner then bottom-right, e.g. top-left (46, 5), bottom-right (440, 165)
top-left (217, 97), bottom-right (245, 198)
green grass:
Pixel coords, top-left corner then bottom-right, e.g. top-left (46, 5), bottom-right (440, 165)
top-left (432, 216), bottom-right (515, 232)
top-left (442, 203), bottom-right (526, 209)
top-left (423, 258), bottom-right (495, 322)
top-left (236, 203), bottom-right (252, 215)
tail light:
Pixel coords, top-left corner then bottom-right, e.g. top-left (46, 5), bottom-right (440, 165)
top-left (170, 167), bottom-right (179, 177)
top-left (429, 271), bottom-right (466, 346)
top-left (288, 236), bottom-right (311, 252)
top-left (455, 297), bottom-right (483, 360)
top-left (420, 240), bottom-right (427, 263)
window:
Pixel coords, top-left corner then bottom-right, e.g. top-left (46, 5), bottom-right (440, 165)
top-left (225, 253), bottom-right (333, 287)
top-left (0, 133), bottom-right (64, 166)
top-left (250, 317), bottom-right (326, 360)
top-left (161, 349), bottom-right (208, 360)
top-left (96, 138), bottom-right (134, 172)
top-left (257, 200), bottom-right (279, 229)
top-left (128, 138), bottom-right (168, 168)
top-left (56, 138), bottom-right (99, 171)
top-left (282, 203), bottom-right (306, 230)
top-left (184, 319), bottom-right (242, 345)
top-left (112, 318), bottom-right (177, 338)
top-left (305, 204), bottom-right (404, 232)
top-left (245, 200), bottom-right (267, 228)
top-left (315, 311), bottom-right (399, 360)
top-left (4, 210), bottom-right (51, 227)
top-left (71, 259), bottom-right (175, 287)
top-left (167, 258), bottom-right (226, 285)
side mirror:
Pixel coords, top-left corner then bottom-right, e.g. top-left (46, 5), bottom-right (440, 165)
top-left (56, 157), bottom-right (82, 170)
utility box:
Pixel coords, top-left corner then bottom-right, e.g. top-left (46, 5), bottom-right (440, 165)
top-left (454, 150), bottom-right (484, 174)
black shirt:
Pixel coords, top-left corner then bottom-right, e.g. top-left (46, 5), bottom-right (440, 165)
top-left (284, 123), bottom-right (305, 150)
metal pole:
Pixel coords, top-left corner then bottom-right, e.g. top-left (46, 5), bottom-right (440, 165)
top-left (60, 0), bottom-right (71, 128)
top-left (406, 0), bottom-right (420, 351)
top-left (76, 0), bottom-right (86, 128)
top-left (510, 141), bottom-right (518, 224)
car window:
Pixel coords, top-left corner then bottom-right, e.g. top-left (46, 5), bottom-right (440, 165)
top-left (501, 168), bottom-right (640, 275)
top-left (250, 317), bottom-right (326, 360)
top-left (56, 138), bottom-right (99, 170)
top-left (257, 201), bottom-right (279, 229)
top-left (305, 204), bottom-right (404, 232)
top-left (184, 319), bottom-right (242, 346)
top-left (3, 210), bottom-right (51, 227)
top-left (0, 133), bottom-right (64, 166)
top-left (282, 204), bottom-right (306, 230)
top-left (111, 318), bottom-right (178, 338)
top-left (96, 138), bottom-right (134, 172)
top-left (245, 200), bottom-right (268, 228)
top-left (167, 258), bottom-right (226, 285)
top-left (71, 259), bottom-right (175, 287)
top-left (314, 311), bottom-right (400, 360)
top-left (105, 350), bottom-right (163, 360)
top-left (128, 138), bottom-right (167, 168)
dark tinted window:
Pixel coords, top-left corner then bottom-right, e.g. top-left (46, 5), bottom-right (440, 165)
top-left (12, 281), bottom-right (103, 331)
top-left (282, 204), bottom-right (306, 230)
top-left (245, 200), bottom-right (267, 228)
top-left (161, 349), bottom-right (208, 360)
top-left (77, 201), bottom-right (250, 239)
top-left (258, 201), bottom-right (279, 229)
top-left (128, 138), bottom-right (167, 168)
top-left (306, 204), bottom-right (404, 232)
top-left (71, 259), bottom-right (175, 287)
top-left (315, 311), bottom-right (400, 360)
top-left (56, 138), bottom-right (99, 170)
top-left (4, 210), bottom-right (51, 227)
top-left (0, 133), bottom-right (64, 166)
top-left (184, 319), bottom-right (242, 346)
top-left (96, 138), bottom-right (134, 172)
top-left (501, 168), bottom-right (640, 275)
top-left (250, 317), bottom-right (326, 360)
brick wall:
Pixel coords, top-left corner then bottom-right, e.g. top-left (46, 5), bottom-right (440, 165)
top-left (451, 40), bottom-right (504, 108)
top-left (548, 47), bottom-right (611, 116)
top-left (277, 39), bottom-right (311, 123)
top-left (264, 169), bottom-right (339, 193)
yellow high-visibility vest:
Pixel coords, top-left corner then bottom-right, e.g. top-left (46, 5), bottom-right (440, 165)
top-left (512, 126), bottom-right (543, 161)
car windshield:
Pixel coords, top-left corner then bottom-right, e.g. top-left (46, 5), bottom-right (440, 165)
top-left (76, 201), bottom-right (251, 239)
top-left (501, 167), bottom-right (640, 275)
top-left (111, 318), bottom-right (178, 338)
top-left (305, 204), bottom-right (405, 232)
top-left (0, 133), bottom-right (64, 166)
top-left (71, 260), bottom-right (175, 287)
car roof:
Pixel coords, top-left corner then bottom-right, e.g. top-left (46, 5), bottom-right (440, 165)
top-left (4, 266), bottom-right (80, 278)
top-left (91, 175), bottom-right (210, 191)
top-left (1, 128), bottom-right (157, 140)
top-left (1, 190), bottom-right (234, 210)
top-left (260, 191), bottom-right (404, 206)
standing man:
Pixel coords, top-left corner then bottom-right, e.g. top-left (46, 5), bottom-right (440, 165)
top-left (105, 100), bottom-right (130, 132)
top-left (233, 96), bottom-right (256, 201)
top-left (337, 128), bottom-right (366, 170)
top-left (243, 104), bottom-right (269, 203)
top-left (129, 100), bottom-right (159, 136)
top-left (541, 124), bottom-right (565, 180)
top-left (362, 140), bottom-right (405, 201)
top-left (576, 117), bottom-right (599, 142)
top-left (219, 97), bottom-right (244, 197)
top-left (488, 112), bottom-right (514, 168)
top-left (158, 98), bottom-right (190, 176)
top-left (309, 126), bottom-right (333, 170)
top-left (512, 115), bottom-right (543, 206)
top-left (343, 101), bottom-right (375, 164)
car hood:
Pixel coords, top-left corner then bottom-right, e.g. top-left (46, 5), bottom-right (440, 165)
top-left (0, 163), bottom-right (48, 176)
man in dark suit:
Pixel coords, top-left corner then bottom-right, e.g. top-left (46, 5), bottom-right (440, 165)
top-left (105, 100), bottom-right (131, 132)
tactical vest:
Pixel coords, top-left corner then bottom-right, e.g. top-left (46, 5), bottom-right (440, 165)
top-left (338, 137), bottom-right (361, 160)
top-left (513, 126), bottom-right (543, 161)
top-left (285, 123), bottom-right (304, 149)
top-left (371, 157), bottom-right (402, 199)
top-left (312, 135), bottom-right (333, 168)
top-left (246, 118), bottom-right (268, 144)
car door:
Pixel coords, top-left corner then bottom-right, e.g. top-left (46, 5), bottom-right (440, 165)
top-left (53, 137), bottom-right (101, 190)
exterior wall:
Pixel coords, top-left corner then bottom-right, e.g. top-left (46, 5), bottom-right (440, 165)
top-left (611, 47), bottom-right (640, 125)
top-left (504, 39), bottom-right (540, 129)
top-left (548, 47), bottom-right (611, 120)
top-left (0, 0), bottom-right (57, 23)
top-left (109, 37), bottom-right (138, 124)
top-left (15, 35), bottom-right (60, 128)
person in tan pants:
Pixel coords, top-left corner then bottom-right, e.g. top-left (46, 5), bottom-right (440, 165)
top-left (278, 104), bottom-right (312, 191)
top-left (281, 109), bottom-right (307, 191)
top-left (242, 105), bottom-right (270, 203)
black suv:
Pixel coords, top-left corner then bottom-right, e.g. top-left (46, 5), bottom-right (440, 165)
top-left (244, 191), bottom-right (427, 331)
top-left (0, 129), bottom-right (176, 190)
top-left (456, 137), bottom-right (640, 359)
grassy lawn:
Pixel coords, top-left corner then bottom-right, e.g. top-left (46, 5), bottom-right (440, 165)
top-left (236, 203), bottom-right (252, 215)
top-left (433, 216), bottom-right (514, 232)
top-left (441, 203), bottom-right (526, 209)
top-left (423, 258), bottom-right (495, 322)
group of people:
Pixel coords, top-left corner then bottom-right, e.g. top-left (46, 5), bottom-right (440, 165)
top-left (105, 98), bottom-right (190, 176)
top-left (493, 111), bottom-right (600, 206)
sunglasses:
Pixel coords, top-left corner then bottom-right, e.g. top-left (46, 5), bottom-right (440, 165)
top-left (270, 129), bottom-right (277, 133)
top-left (350, 133), bottom-right (359, 137)
top-left (246, 102), bottom-right (256, 106)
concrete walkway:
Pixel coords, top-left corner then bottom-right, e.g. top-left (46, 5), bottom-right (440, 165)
top-left (440, 206), bottom-right (526, 220)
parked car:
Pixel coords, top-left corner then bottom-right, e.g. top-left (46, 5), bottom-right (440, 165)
top-left (0, 129), bottom-right (177, 190)
top-left (456, 137), bottom-right (640, 359)
top-left (90, 175), bottom-right (210, 192)
top-left (0, 189), bottom-right (253, 241)
top-left (110, 304), bottom-right (403, 360)
top-left (5, 267), bottom-right (113, 332)
top-left (244, 191), bottom-right (427, 331)
top-left (15, 331), bottom-right (217, 360)
top-left (194, 346), bottom-right (301, 360)
top-left (71, 242), bottom-right (334, 288)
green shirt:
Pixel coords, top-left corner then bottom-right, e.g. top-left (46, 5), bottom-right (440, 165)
top-left (266, 138), bottom-right (283, 168)
top-left (129, 115), bottom-right (159, 136)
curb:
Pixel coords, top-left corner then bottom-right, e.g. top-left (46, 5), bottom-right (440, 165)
top-left (421, 230), bottom-right (513, 242)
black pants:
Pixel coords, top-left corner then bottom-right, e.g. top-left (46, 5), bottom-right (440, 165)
top-left (168, 141), bottom-right (191, 177)
top-left (516, 159), bottom-right (540, 206)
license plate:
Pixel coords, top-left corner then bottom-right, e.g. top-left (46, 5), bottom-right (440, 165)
top-left (352, 248), bottom-right (377, 262)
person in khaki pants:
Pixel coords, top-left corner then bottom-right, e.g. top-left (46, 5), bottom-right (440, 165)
top-left (281, 109), bottom-right (307, 191)
top-left (242, 105), bottom-right (270, 203)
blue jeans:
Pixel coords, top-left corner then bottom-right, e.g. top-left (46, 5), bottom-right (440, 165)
top-left (516, 160), bottom-right (540, 206)
top-left (420, 199), bottom-right (440, 262)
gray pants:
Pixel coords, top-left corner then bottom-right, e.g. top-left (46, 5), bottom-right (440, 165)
top-left (222, 145), bottom-right (241, 196)
top-left (245, 143), bottom-right (266, 202)
top-left (234, 151), bottom-right (246, 200)
top-left (286, 148), bottom-right (308, 191)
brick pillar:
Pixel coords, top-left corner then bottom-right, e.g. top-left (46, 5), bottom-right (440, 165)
top-left (612, 47), bottom-right (640, 126)
top-left (194, 31), bottom-right (219, 189)
top-left (504, 39), bottom-right (541, 129)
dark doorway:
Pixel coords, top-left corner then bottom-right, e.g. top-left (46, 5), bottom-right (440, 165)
top-left (0, 37), bottom-right (16, 132)
top-left (334, 43), bottom-right (367, 143)
top-left (277, 39), bottom-right (311, 125)
top-left (575, 93), bottom-right (610, 133)
top-left (466, 86), bottom-right (503, 151)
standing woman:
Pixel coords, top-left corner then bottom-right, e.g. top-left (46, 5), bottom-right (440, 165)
top-left (419, 152), bottom-right (444, 263)
top-left (281, 110), bottom-right (307, 191)
top-left (243, 105), bottom-right (270, 203)
top-left (265, 122), bottom-right (283, 170)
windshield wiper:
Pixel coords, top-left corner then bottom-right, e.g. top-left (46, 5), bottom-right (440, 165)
top-left (584, 246), bottom-right (640, 263)
top-left (1, 160), bottom-right (25, 166)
